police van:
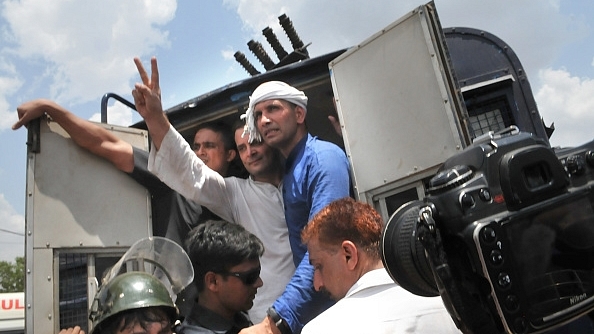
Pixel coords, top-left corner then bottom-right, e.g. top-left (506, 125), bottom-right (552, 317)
top-left (23, 2), bottom-right (551, 333)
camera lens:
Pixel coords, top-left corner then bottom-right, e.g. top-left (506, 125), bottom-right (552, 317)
top-left (381, 200), bottom-right (439, 297)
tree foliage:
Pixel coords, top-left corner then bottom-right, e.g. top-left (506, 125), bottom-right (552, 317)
top-left (0, 256), bottom-right (25, 292)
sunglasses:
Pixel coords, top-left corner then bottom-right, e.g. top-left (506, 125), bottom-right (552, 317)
top-left (221, 266), bottom-right (261, 285)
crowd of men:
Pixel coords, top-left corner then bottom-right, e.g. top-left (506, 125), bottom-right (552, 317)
top-left (14, 57), bottom-right (461, 334)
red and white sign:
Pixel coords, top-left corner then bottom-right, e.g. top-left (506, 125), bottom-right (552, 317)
top-left (0, 292), bottom-right (24, 331)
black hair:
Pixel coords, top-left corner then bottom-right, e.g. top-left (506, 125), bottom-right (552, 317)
top-left (196, 120), bottom-right (248, 178)
top-left (94, 306), bottom-right (174, 334)
top-left (232, 119), bottom-right (247, 133)
top-left (185, 220), bottom-right (264, 292)
top-left (195, 121), bottom-right (235, 152)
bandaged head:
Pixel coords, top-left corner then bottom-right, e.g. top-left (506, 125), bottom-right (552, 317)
top-left (241, 81), bottom-right (308, 143)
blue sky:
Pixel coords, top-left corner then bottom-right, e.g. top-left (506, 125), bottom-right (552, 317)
top-left (1, 0), bottom-right (593, 262)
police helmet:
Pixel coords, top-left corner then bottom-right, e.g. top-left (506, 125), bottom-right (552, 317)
top-left (89, 271), bottom-right (177, 334)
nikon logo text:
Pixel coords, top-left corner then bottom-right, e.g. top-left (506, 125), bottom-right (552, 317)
top-left (570, 293), bottom-right (587, 305)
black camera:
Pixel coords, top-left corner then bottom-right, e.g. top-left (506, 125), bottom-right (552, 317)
top-left (381, 127), bottom-right (594, 333)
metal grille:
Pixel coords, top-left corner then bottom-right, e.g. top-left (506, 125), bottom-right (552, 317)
top-left (467, 97), bottom-right (513, 139)
top-left (470, 109), bottom-right (505, 137)
top-left (58, 253), bottom-right (88, 333)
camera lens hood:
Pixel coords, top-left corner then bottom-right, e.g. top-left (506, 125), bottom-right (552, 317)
top-left (381, 200), bottom-right (439, 297)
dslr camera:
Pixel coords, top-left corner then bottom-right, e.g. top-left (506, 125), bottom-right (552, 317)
top-left (381, 127), bottom-right (594, 333)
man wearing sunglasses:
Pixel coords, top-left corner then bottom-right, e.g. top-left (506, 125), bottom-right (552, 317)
top-left (180, 219), bottom-right (265, 334)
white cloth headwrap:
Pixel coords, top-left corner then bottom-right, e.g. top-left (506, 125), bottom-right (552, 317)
top-left (240, 81), bottom-right (308, 143)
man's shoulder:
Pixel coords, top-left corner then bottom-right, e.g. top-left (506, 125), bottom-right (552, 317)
top-left (303, 285), bottom-right (456, 334)
top-left (304, 136), bottom-right (347, 164)
top-left (306, 135), bottom-right (344, 152)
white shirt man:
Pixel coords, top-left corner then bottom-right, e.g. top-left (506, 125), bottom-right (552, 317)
top-left (301, 197), bottom-right (461, 334)
top-left (148, 124), bottom-right (294, 322)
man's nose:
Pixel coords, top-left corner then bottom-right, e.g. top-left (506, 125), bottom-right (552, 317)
top-left (254, 276), bottom-right (263, 288)
top-left (195, 146), bottom-right (206, 156)
top-left (259, 113), bottom-right (271, 124)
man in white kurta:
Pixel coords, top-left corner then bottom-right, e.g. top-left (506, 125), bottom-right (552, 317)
top-left (147, 124), bottom-right (294, 322)
top-left (129, 57), bottom-right (294, 322)
top-left (301, 197), bottom-right (461, 334)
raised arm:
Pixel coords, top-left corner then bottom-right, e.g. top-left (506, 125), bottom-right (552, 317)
top-left (131, 57), bottom-right (234, 221)
top-left (12, 99), bottom-right (134, 172)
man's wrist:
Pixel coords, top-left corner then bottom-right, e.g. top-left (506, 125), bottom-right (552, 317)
top-left (266, 307), bottom-right (292, 334)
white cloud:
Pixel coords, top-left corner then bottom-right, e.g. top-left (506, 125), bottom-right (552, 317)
top-left (0, 193), bottom-right (24, 262)
top-left (435, 1), bottom-right (583, 81)
top-left (1, 0), bottom-right (177, 105)
top-left (230, 0), bottom-right (418, 58)
top-left (0, 57), bottom-right (22, 131)
top-left (89, 103), bottom-right (134, 127)
top-left (225, 0), bottom-right (584, 86)
top-left (536, 68), bottom-right (594, 147)
top-left (221, 47), bottom-right (236, 61)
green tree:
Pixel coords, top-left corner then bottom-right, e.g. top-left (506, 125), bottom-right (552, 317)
top-left (0, 256), bottom-right (25, 292)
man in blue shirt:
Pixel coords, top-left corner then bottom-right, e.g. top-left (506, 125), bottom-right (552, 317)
top-left (240, 81), bottom-right (351, 334)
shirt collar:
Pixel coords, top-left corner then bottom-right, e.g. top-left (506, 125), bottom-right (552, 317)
top-left (284, 133), bottom-right (310, 171)
top-left (345, 268), bottom-right (395, 298)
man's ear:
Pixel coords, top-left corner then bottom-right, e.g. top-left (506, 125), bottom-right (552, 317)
top-left (226, 149), bottom-right (237, 163)
top-left (341, 240), bottom-right (359, 270)
top-left (294, 105), bottom-right (307, 125)
top-left (204, 271), bottom-right (219, 292)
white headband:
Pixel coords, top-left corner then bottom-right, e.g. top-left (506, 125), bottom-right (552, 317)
top-left (240, 81), bottom-right (308, 143)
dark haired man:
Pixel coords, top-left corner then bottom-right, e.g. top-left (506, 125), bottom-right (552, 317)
top-left (12, 100), bottom-right (239, 316)
top-left (180, 220), bottom-right (264, 334)
top-left (12, 100), bottom-right (239, 247)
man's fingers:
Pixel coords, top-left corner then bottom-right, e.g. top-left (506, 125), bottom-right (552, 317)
top-left (12, 119), bottom-right (24, 130)
top-left (12, 108), bottom-right (29, 130)
top-left (150, 57), bottom-right (160, 93)
top-left (134, 57), bottom-right (150, 85)
top-left (131, 88), bottom-right (145, 109)
top-left (58, 326), bottom-right (85, 334)
top-left (134, 83), bottom-right (153, 99)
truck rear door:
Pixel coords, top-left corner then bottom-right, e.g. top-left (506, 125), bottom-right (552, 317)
top-left (329, 1), bottom-right (470, 221)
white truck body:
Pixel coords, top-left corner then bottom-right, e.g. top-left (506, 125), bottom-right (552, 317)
top-left (24, 120), bottom-right (151, 333)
